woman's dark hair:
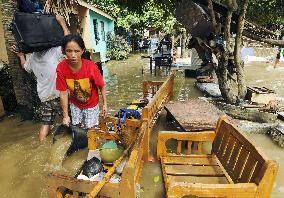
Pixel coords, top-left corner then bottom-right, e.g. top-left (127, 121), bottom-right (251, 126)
top-left (81, 50), bottom-right (91, 60)
top-left (61, 34), bottom-right (86, 52)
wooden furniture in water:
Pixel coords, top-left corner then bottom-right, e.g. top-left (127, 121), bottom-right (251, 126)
top-left (47, 74), bottom-right (175, 198)
top-left (142, 73), bottom-right (174, 160)
top-left (157, 116), bottom-right (278, 198)
top-left (47, 119), bottom-right (146, 198)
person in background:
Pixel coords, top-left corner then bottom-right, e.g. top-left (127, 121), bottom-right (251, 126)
top-left (274, 29), bottom-right (284, 68)
top-left (56, 34), bottom-right (107, 130)
top-left (12, 15), bottom-right (70, 141)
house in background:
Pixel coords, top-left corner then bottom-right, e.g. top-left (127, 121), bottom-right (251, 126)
top-left (76, 0), bottom-right (115, 62)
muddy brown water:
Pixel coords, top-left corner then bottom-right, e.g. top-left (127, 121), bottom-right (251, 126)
top-left (0, 54), bottom-right (284, 198)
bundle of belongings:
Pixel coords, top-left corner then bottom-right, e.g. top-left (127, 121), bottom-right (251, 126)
top-left (77, 141), bottom-right (126, 183)
top-left (115, 98), bottom-right (148, 130)
top-left (10, 0), bottom-right (64, 53)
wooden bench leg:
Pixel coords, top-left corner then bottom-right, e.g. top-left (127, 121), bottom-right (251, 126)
top-left (88, 129), bottom-right (97, 150)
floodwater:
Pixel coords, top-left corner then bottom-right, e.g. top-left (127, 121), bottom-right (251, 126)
top-left (0, 54), bottom-right (284, 198)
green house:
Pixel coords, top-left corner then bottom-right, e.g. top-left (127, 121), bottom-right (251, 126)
top-left (77, 0), bottom-right (114, 62)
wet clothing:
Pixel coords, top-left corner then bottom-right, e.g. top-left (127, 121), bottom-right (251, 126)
top-left (56, 59), bottom-right (104, 109)
top-left (70, 103), bottom-right (99, 129)
top-left (24, 46), bottom-right (63, 102)
top-left (40, 97), bottom-right (61, 125)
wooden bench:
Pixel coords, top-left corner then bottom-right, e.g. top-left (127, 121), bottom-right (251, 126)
top-left (47, 118), bottom-right (147, 198)
top-left (46, 74), bottom-right (175, 197)
top-left (157, 116), bottom-right (278, 198)
top-left (142, 73), bottom-right (174, 160)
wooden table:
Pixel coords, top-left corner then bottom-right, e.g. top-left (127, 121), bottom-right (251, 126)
top-left (164, 99), bottom-right (225, 131)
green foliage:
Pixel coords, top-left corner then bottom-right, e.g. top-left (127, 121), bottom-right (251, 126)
top-left (106, 32), bottom-right (131, 60)
top-left (216, 0), bottom-right (283, 25)
top-left (89, 0), bottom-right (177, 34)
top-left (246, 0), bottom-right (283, 25)
top-left (114, 0), bottom-right (283, 26)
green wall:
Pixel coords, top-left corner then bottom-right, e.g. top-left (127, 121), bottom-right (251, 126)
top-left (89, 10), bottom-right (114, 62)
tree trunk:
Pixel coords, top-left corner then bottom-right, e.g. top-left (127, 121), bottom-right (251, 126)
top-left (234, 0), bottom-right (248, 100)
top-left (215, 58), bottom-right (236, 103)
top-left (207, 0), bottom-right (218, 37)
top-left (208, 0), bottom-right (237, 104)
top-left (181, 28), bottom-right (187, 58)
top-left (1, 0), bottom-right (34, 118)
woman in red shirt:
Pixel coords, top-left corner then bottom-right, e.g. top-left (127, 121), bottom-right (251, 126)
top-left (56, 34), bottom-right (107, 129)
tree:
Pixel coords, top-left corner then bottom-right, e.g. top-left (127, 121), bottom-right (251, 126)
top-left (91, 0), bottom-right (177, 34)
top-left (117, 0), bottom-right (283, 104)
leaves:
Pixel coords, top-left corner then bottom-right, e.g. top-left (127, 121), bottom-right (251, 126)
top-left (88, 0), bottom-right (177, 34)
top-left (106, 32), bottom-right (131, 60)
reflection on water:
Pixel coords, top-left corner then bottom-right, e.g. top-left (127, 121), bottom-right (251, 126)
top-left (0, 54), bottom-right (283, 197)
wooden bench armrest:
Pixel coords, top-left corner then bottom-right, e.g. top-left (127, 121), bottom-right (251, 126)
top-left (169, 183), bottom-right (258, 197)
top-left (157, 131), bottom-right (215, 158)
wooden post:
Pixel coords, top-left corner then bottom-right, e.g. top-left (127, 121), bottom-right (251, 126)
top-left (87, 129), bottom-right (97, 150)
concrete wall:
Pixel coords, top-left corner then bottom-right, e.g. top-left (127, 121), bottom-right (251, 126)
top-left (78, 6), bottom-right (92, 50)
top-left (89, 10), bottom-right (114, 62)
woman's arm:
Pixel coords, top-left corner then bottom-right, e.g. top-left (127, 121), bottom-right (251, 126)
top-left (99, 86), bottom-right (108, 118)
top-left (11, 45), bottom-right (26, 69)
top-left (56, 15), bottom-right (70, 36)
top-left (60, 90), bottom-right (70, 126)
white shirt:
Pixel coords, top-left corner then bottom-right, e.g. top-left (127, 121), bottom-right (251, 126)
top-left (24, 46), bottom-right (63, 102)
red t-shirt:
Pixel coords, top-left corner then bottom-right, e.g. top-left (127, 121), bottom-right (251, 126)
top-left (56, 59), bottom-right (104, 108)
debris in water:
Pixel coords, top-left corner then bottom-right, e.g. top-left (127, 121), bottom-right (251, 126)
top-left (153, 176), bottom-right (160, 183)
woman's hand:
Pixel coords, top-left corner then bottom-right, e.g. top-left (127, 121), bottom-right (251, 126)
top-left (63, 116), bottom-right (70, 127)
top-left (11, 45), bottom-right (24, 57)
top-left (102, 104), bottom-right (108, 118)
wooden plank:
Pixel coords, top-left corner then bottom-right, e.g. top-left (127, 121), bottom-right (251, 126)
top-left (221, 134), bottom-right (235, 165)
top-left (167, 175), bottom-right (229, 184)
top-left (216, 124), bottom-right (230, 158)
top-left (187, 141), bottom-right (192, 155)
top-left (233, 147), bottom-right (250, 182)
top-left (164, 99), bottom-right (225, 131)
top-left (164, 164), bottom-right (224, 176)
top-left (226, 140), bottom-right (241, 179)
top-left (250, 161), bottom-right (264, 184)
top-left (177, 140), bottom-right (182, 154)
top-left (197, 141), bottom-right (203, 154)
top-left (221, 121), bottom-right (266, 164)
top-left (162, 155), bottom-right (218, 165)
top-left (214, 155), bottom-right (234, 184)
top-left (47, 173), bottom-right (120, 197)
top-left (212, 119), bottom-right (227, 154)
top-left (167, 183), bottom-right (257, 198)
top-left (239, 154), bottom-right (258, 183)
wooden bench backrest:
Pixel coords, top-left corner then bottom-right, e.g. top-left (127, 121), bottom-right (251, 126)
top-left (120, 122), bottom-right (147, 198)
top-left (142, 73), bottom-right (174, 124)
top-left (212, 117), bottom-right (267, 184)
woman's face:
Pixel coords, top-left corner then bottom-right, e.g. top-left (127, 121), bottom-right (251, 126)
top-left (65, 41), bottom-right (83, 65)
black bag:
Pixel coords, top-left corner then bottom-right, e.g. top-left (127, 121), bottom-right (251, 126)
top-left (10, 12), bottom-right (64, 53)
top-left (18, 0), bottom-right (43, 13)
